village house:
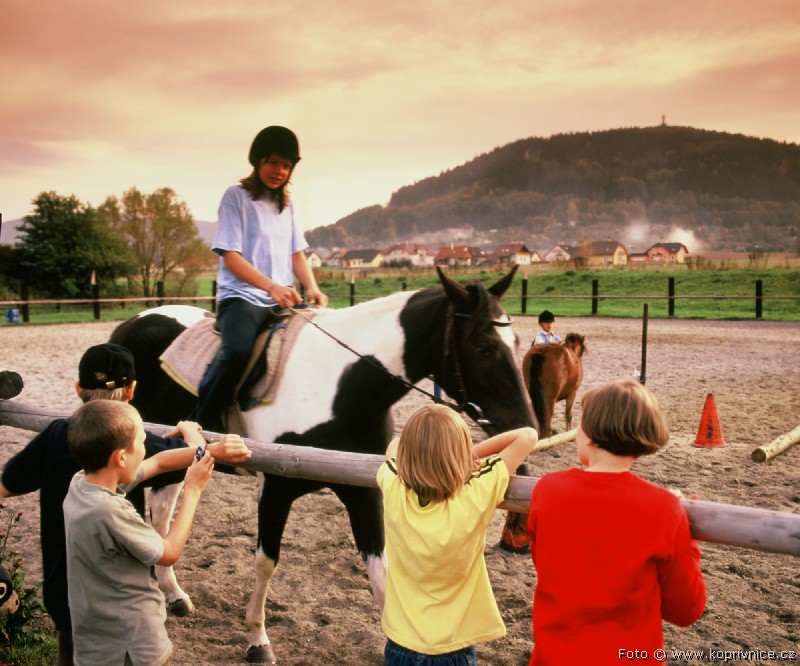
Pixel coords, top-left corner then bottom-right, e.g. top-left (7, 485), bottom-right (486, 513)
top-left (469, 247), bottom-right (491, 265)
top-left (381, 242), bottom-right (435, 267)
top-left (325, 248), bottom-right (347, 267)
top-left (304, 249), bottom-right (322, 269)
top-left (435, 245), bottom-right (473, 267)
top-left (342, 249), bottom-right (383, 269)
top-left (582, 240), bottom-right (629, 266)
top-left (544, 241), bottom-right (629, 266)
top-left (645, 242), bottom-right (689, 264)
top-left (543, 243), bottom-right (581, 262)
top-left (491, 243), bottom-right (533, 266)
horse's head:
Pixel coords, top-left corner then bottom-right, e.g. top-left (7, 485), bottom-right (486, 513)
top-left (403, 266), bottom-right (534, 434)
top-left (563, 332), bottom-right (587, 357)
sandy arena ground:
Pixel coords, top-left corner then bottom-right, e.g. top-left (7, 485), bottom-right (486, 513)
top-left (0, 314), bottom-right (798, 665)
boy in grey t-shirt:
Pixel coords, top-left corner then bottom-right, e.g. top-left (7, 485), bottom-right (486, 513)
top-left (63, 400), bottom-right (249, 666)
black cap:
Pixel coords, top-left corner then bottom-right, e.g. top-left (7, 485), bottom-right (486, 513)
top-left (78, 344), bottom-right (135, 390)
top-left (538, 310), bottom-right (555, 324)
top-left (248, 126), bottom-right (301, 167)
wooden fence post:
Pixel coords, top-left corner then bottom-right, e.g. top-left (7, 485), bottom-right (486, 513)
top-left (640, 303), bottom-right (648, 385)
top-left (157, 281), bottom-right (165, 307)
top-left (20, 283), bottom-right (30, 323)
top-left (349, 275), bottom-right (355, 307)
top-left (92, 283), bottom-right (101, 320)
top-left (521, 274), bottom-right (528, 315)
top-left (755, 279), bottom-right (763, 319)
top-left (668, 276), bottom-right (675, 318)
top-left (591, 279), bottom-right (599, 315)
top-left (211, 281), bottom-right (217, 313)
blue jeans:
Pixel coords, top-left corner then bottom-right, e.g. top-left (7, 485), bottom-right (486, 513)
top-left (194, 298), bottom-right (278, 430)
top-left (384, 639), bottom-right (477, 666)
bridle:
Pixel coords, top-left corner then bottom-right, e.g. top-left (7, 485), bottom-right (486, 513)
top-left (441, 309), bottom-right (512, 434)
top-left (287, 304), bottom-right (512, 433)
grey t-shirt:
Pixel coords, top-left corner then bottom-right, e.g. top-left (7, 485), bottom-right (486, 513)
top-left (64, 470), bottom-right (169, 666)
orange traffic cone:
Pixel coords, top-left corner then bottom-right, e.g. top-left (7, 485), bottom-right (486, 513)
top-left (692, 393), bottom-right (726, 448)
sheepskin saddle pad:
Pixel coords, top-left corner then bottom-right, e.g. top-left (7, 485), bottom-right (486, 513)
top-left (159, 309), bottom-right (311, 409)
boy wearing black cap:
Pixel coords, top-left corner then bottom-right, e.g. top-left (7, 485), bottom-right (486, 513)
top-left (531, 309), bottom-right (562, 347)
top-left (0, 343), bottom-right (250, 666)
top-left (194, 126), bottom-right (328, 431)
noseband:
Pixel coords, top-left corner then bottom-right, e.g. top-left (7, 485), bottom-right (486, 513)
top-left (442, 309), bottom-right (512, 434)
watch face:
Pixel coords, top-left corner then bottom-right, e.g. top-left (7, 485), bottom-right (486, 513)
top-left (195, 445), bottom-right (206, 462)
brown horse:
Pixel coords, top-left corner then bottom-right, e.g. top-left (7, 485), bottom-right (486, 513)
top-left (522, 332), bottom-right (587, 438)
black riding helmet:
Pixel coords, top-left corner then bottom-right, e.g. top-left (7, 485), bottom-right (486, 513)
top-left (248, 126), bottom-right (301, 167)
top-left (538, 310), bottom-right (555, 324)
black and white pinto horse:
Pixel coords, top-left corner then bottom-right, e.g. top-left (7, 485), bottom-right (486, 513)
top-left (111, 267), bottom-right (534, 663)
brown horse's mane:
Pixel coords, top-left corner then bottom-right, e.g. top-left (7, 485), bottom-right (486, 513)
top-left (563, 332), bottom-right (587, 357)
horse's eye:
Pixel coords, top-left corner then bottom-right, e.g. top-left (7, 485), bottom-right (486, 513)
top-left (476, 346), bottom-right (492, 358)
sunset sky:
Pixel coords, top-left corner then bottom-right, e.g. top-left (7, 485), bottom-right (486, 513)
top-left (2, 0), bottom-right (798, 235)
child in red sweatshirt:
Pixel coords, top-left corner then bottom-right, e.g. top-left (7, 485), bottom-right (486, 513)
top-left (527, 379), bottom-right (706, 665)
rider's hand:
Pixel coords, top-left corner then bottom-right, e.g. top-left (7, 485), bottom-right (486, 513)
top-left (268, 283), bottom-right (303, 308)
top-left (305, 289), bottom-right (328, 308)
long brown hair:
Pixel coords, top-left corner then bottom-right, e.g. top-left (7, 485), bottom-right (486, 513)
top-left (239, 162), bottom-right (292, 212)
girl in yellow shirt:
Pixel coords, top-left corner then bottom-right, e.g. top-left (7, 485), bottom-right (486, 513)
top-left (377, 404), bottom-right (537, 665)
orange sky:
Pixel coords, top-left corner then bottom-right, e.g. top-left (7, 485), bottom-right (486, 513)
top-left (2, 0), bottom-right (799, 234)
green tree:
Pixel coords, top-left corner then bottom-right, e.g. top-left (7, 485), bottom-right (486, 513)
top-left (98, 187), bottom-right (212, 297)
top-left (15, 192), bottom-right (133, 298)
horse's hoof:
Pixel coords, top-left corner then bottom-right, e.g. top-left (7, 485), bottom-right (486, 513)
top-left (494, 540), bottom-right (530, 555)
top-left (168, 598), bottom-right (192, 617)
top-left (246, 643), bottom-right (277, 664)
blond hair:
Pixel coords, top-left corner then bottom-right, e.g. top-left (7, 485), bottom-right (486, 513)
top-left (580, 378), bottom-right (669, 457)
top-left (396, 404), bottom-right (475, 504)
top-left (67, 400), bottom-right (141, 473)
top-left (77, 386), bottom-right (129, 404)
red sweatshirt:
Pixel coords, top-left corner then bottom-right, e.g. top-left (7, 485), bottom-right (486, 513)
top-left (527, 469), bottom-right (706, 665)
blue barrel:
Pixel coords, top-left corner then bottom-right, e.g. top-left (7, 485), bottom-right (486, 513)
top-left (6, 308), bottom-right (20, 324)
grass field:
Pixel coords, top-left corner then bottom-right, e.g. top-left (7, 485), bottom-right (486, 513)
top-left (3, 266), bottom-right (798, 325)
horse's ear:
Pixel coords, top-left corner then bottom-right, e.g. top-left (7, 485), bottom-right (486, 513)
top-left (488, 265), bottom-right (519, 300)
top-left (436, 267), bottom-right (471, 311)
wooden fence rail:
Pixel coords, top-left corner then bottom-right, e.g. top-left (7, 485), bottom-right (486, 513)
top-left (2, 276), bottom-right (799, 323)
top-left (1, 401), bottom-right (798, 557)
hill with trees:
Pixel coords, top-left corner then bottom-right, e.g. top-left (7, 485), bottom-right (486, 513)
top-left (306, 125), bottom-right (800, 254)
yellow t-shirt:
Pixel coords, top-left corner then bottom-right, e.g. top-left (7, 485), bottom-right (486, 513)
top-left (376, 455), bottom-right (510, 654)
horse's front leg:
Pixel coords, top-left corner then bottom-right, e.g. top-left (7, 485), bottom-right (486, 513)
top-left (244, 476), bottom-right (294, 664)
top-left (148, 484), bottom-right (194, 616)
top-left (245, 546), bottom-right (279, 664)
top-left (334, 485), bottom-right (387, 611)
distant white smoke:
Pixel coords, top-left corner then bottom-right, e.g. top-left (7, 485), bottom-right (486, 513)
top-left (621, 219), bottom-right (651, 250)
top-left (670, 227), bottom-right (702, 253)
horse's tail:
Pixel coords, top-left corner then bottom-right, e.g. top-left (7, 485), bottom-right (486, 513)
top-left (527, 352), bottom-right (550, 436)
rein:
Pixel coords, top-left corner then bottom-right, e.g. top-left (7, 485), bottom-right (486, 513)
top-left (287, 304), bottom-right (511, 431)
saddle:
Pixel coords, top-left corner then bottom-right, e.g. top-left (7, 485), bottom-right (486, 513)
top-left (159, 309), bottom-right (311, 429)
